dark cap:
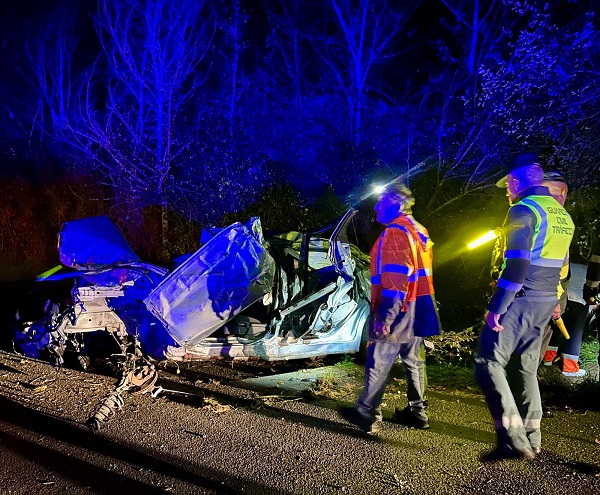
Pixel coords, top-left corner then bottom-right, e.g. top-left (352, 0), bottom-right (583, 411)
top-left (496, 152), bottom-right (541, 188)
top-left (543, 170), bottom-right (567, 183)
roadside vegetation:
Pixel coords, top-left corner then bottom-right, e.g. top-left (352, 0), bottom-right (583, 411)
top-left (306, 327), bottom-right (600, 414)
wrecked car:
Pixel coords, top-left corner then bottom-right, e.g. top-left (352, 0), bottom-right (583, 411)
top-left (13, 215), bottom-right (173, 372)
top-left (14, 209), bottom-right (371, 366)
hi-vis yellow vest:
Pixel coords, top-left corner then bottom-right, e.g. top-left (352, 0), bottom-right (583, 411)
top-left (516, 195), bottom-right (574, 268)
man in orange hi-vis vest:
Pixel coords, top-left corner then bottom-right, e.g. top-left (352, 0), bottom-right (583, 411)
top-left (340, 182), bottom-right (441, 434)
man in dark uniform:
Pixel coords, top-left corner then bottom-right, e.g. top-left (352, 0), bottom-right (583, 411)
top-left (475, 153), bottom-right (574, 460)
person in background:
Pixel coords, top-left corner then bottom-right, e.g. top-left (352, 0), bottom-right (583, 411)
top-left (583, 233), bottom-right (600, 368)
top-left (583, 237), bottom-right (600, 305)
top-left (475, 153), bottom-right (574, 460)
top-left (538, 172), bottom-right (588, 377)
top-left (340, 182), bottom-right (441, 434)
top-left (542, 258), bottom-right (589, 377)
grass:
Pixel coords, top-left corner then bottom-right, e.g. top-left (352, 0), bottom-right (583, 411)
top-left (580, 337), bottom-right (599, 368)
top-left (306, 354), bottom-right (482, 402)
top-left (334, 354), bottom-right (358, 371)
top-left (307, 336), bottom-right (600, 412)
top-left (425, 362), bottom-right (479, 393)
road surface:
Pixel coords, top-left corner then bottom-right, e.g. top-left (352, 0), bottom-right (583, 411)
top-left (0, 350), bottom-right (599, 494)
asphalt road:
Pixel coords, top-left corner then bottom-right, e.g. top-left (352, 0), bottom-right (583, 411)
top-left (0, 350), bottom-right (599, 495)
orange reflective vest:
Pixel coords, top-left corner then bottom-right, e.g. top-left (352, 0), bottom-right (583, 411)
top-left (370, 213), bottom-right (441, 339)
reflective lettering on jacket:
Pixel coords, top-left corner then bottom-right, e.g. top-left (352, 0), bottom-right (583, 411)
top-left (488, 187), bottom-right (574, 314)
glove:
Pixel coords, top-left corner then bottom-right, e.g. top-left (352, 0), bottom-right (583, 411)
top-left (583, 284), bottom-right (599, 303)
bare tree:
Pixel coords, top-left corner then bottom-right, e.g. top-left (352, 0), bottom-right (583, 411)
top-left (265, 0), bottom-right (307, 113)
top-left (413, 1), bottom-right (600, 218)
top-left (26, 2), bottom-right (81, 147)
top-left (29, 0), bottom-right (215, 258)
top-left (216, 0), bottom-right (249, 143)
top-left (424, 0), bottom-right (513, 177)
top-left (313, 0), bottom-right (421, 147)
top-left (440, 0), bottom-right (507, 76)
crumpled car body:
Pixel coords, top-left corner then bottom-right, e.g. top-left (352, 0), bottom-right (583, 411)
top-left (145, 220), bottom-right (277, 348)
top-left (156, 209), bottom-right (370, 361)
top-left (16, 210), bottom-right (370, 362)
top-left (14, 216), bottom-right (173, 363)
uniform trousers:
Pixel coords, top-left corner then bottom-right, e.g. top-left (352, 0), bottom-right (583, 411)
top-left (356, 336), bottom-right (427, 423)
top-left (475, 291), bottom-right (556, 451)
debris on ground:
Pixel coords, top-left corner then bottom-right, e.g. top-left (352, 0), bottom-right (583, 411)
top-left (86, 362), bottom-right (158, 430)
top-left (201, 397), bottom-right (232, 413)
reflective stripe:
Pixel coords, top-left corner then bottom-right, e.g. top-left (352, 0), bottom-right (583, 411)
top-left (375, 234), bottom-right (384, 282)
top-left (382, 264), bottom-right (412, 275)
top-left (505, 249), bottom-right (531, 260)
top-left (381, 289), bottom-right (407, 299)
top-left (517, 196), bottom-right (574, 265)
top-left (374, 224), bottom-right (416, 291)
top-left (497, 278), bottom-right (523, 292)
top-left (523, 418), bottom-right (541, 429)
top-left (371, 218), bottom-right (436, 311)
top-left (387, 224), bottom-right (410, 234)
top-left (530, 258), bottom-right (564, 268)
top-left (499, 414), bottom-right (524, 430)
top-left (520, 198), bottom-right (545, 261)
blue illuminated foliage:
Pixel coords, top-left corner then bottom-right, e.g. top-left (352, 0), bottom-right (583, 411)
top-left (1, 0), bottom-right (598, 229)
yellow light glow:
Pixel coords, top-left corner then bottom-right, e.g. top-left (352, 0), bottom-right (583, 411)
top-left (37, 265), bottom-right (63, 280)
top-left (467, 230), bottom-right (498, 250)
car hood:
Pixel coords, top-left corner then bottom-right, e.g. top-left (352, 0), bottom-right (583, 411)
top-left (144, 221), bottom-right (276, 346)
top-left (52, 215), bottom-right (166, 286)
top-left (58, 215), bottom-right (141, 269)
